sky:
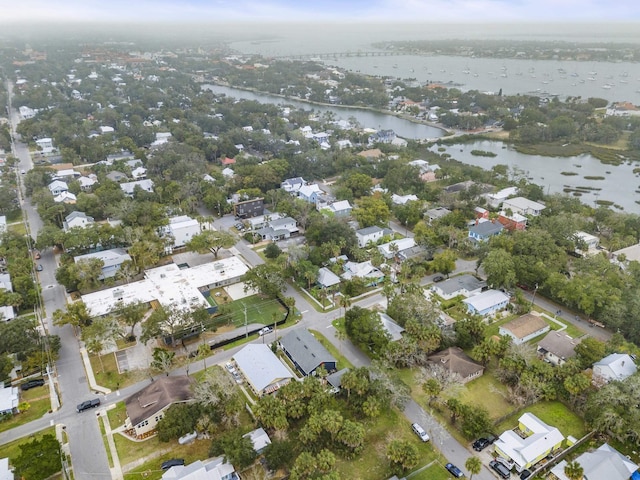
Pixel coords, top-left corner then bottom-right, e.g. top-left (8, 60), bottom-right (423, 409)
top-left (0, 0), bottom-right (639, 24)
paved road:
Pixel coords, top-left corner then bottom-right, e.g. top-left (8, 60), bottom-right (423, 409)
top-left (6, 84), bottom-right (113, 479)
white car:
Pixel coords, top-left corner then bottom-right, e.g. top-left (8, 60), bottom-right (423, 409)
top-left (412, 423), bottom-right (430, 442)
top-left (258, 327), bottom-right (273, 336)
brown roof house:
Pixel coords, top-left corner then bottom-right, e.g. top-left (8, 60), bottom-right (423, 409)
top-left (499, 312), bottom-right (550, 345)
top-left (125, 376), bottom-right (193, 437)
top-left (427, 347), bottom-right (484, 384)
top-left (537, 332), bottom-right (582, 366)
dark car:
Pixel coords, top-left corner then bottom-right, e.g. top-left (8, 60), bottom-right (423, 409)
top-left (161, 458), bottom-right (185, 470)
top-left (520, 470), bottom-right (532, 480)
top-left (433, 275), bottom-right (445, 282)
top-left (445, 463), bottom-right (464, 478)
top-left (473, 437), bottom-right (492, 451)
top-left (77, 398), bottom-right (101, 413)
top-left (490, 460), bottom-right (511, 479)
top-left (20, 378), bottom-right (45, 390)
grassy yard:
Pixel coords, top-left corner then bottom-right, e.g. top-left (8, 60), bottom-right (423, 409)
top-left (0, 426), bottom-right (57, 468)
top-left (107, 401), bottom-right (128, 429)
top-left (335, 408), bottom-right (438, 480)
top-left (216, 295), bottom-right (286, 329)
top-left (408, 461), bottom-right (454, 480)
top-left (99, 415), bottom-right (114, 468)
top-left (0, 389), bottom-right (51, 434)
top-left (495, 401), bottom-right (586, 439)
top-left (458, 371), bottom-right (516, 422)
top-left (90, 351), bottom-right (144, 391)
top-left (308, 329), bottom-right (354, 370)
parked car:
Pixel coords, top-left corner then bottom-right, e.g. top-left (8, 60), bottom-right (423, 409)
top-left (520, 470), bottom-right (532, 480)
top-left (445, 463), bottom-right (464, 478)
top-left (77, 398), bottom-right (101, 413)
top-left (225, 362), bottom-right (236, 373)
top-left (433, 275), bottom-right (445, 282)
top-left (161, 458), bottom-right (185, 470)
top-left (258, 326), bottom-right (273, 336)
top-left (20, 378), bottom-right (45, 390)
top-left (489, 460), bottom-right (511, 479)
top-left (232, 372), bottom-right (243, 384)
top-left (472, 436), bottom-right (494, 451)
top-left (411, 423), bottom-right (429, 442)
top-left (36, 264), bottom-right (43, 271)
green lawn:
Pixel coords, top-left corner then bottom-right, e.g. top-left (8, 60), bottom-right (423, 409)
top-left (216, 295), bottom-right (286, 328)
top-left (0, 426), bottom-right (57, 468)
top-left (0, 390), bottom-right (51, 434)
top-left (106, 401), bottom-right (128, 429)
top-left (335, 408), bottom-right (438, 480)
top-left (90, 351), bottom-right (143, 391)
top-left (495, 401), bottom-right (586, 439)
top-left (408, 462), bottom-right (453, 480)
top-left (308, 329), bottom-right (354, 370)
top-left (99, 415), bottom-right (114, 468)
top-left (458, 371), bottom-right (516, 422)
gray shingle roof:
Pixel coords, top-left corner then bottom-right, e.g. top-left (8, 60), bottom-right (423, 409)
top-left (279, 329), bottom-right (336, 375)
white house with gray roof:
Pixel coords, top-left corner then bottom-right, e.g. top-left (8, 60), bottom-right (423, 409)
top-left (279, 329), bottom-right (337, 376)
top-left (551, 443), bottom-right (638, 480)
top-left (502, 196), bottom-right (546, 217)
top-left (431, 274), bottom-right (486, 300)
top-left (74, 248), bottom-right (131, 280)
top-left (63, 211), bottom-right (95, 232)
top-left (378, 313), bottom-right (405, 341)
top-left (233, 344), bottom-right (292, 396)
top-left (48, 180), bottom-right (69, 196)
top-left (120, 179), bottom-right (154, 197)
top-left (463, 289), bottom-right (510, 317)
top-left (356, 226), bottom-right (390, 248)
top-left (593, 353), bottom-right (637, 385)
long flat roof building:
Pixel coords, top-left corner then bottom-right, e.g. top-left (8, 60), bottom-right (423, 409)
top-left (233, 344), bottom-right (293, 396)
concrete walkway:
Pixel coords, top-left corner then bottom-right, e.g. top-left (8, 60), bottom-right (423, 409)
top-left (100, 407), bottom-right (123, 480)
top-left (80, 347), bottom-right (111, 395)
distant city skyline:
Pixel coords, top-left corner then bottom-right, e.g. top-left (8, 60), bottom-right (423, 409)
top-left (0, 0), bottom-right (639, 24)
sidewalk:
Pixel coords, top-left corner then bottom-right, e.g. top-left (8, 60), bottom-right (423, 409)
top-left (100, 407), bottom-right (123, 480)
top-left (79, 347), bottom-right (111, 395)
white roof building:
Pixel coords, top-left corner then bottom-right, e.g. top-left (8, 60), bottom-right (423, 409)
top-left (233, 344), bottom-right (293, 396)
top-left (120, 179), bottom-right (154, 196)
top-left (391, 194), bottom-right (419, 205)
top-left (378, 238), bottom-right (416, 259)
top-left (243, 427), bottom-right (272, 454)
top-left (53, 191), bottom-right (77, 204)
top-left (82, 257), bottom-right (249, 317)
top-left (63, 211), bottom-right (95, 231)
top-left (161, 457), bottom-right (236, 480)
top-left (0, 457), bottom-right (13, 480)
top-left (165, 215), bottom-right (201, 249)
top-left (502, 196), bottom-right (546, 217)
top-left (593, 353), bottom-right (637, 384)
top-left (551, 443), bottom-right (638, 480)
top-left (0, 386), bottom-right (18, 415)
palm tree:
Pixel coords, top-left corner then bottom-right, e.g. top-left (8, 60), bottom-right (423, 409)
top-left (564, 460), bottom-right (584, 480)
top-left (465, 456), bottom-right (482, 480)
top-left (339, 294), bottom-right (352, 318)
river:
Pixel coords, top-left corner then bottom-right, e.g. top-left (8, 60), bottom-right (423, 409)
top-left (432, 140), bottom-right (640, 213)
top-left (202, 84), bottom-right (445, 139)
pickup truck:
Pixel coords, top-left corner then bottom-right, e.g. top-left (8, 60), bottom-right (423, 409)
top-left (77, 398), bottom-right (101, 413)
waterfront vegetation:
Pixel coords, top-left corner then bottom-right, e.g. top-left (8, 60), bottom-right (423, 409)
top-left (470, 149), bottom-right (497, 157)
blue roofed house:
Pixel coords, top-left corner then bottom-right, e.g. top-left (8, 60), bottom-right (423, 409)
top-left (468, 220), bottom-right (504, 242)
top-left (551, 443), bottom-right (639, 480)
top-left (494, 412), bottom-right (565, 473)
top-left (233, 344), bottom-right (293, 396)
top-left (593, 353), bottom-right (637, 386)
top-left (279, 329), bottom-right (337, 376)
top-left (74, 248), bottom-right (132, 280)
top-left (462, 289), bottom-right (510, 317)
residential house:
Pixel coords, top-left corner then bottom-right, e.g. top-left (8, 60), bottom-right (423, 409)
top-left (164, 216), bottom-right (201, 250)
top-left (342, 260), bottom-right (384, 286)
top-left (281, 177), bottom-right (306, 193)
top-left (326, 368), bottom-right (349, 394)
top-left (357, 148), bottom-right (384, 160)
top-left (431, 274), bottom-right (486, 301)
top-left (573, 231), bottom-right (600, 256)
top-left (408, 159), bottom-right (439, 182)
top-left (243, 428), bottom-right (271, 455)
top-left (0, 305), bottom-right (16, 321)
top-left (78, 175), bottom-right (98, 191)
top-left (391, 194), bottom-right (419, 205)
top-left (462, 289), bottom-right (510, 317)
top-left (255, 217), bottom-right (298, 241)
top-left (498, 211), bottom-right (528, 231)
top-left (35, 137), bottom-right (55, 154)
top-left (474, 207), bottom-right (489, 219)
top-left (550, 443), bottom-right (639, 480)
top-left (222, 167), bottom-right (235, 178)
top-left (321, 199), bottom-right (352, 217)
top-left (378, 238), bottom-right (416, 260)
top-left (336, 139), bottom-right (353, 149)
top-left (427, 347), bottom-right (485, 383)
top-left (233, 197), bottom-right (264, 219)
top-left (125, 376), bottom-right (193, 437)
top-left (63, 211), bottom-right (95, 232)
top-left (53, 191), bottom-right (77, 204)
top-left (54, 168), bottom-right (80, 180)
top-left (0, 273), bottom-right (12, 292)
top-left (499, 313), bottom-right (550, 345)
top-left (486, 186), bottom-right (518, 208)
top-left (246, 213), bottom-right (283, 231)
top-left (502, 197), bottom-right (546, 217)
top-left (233, 344), bottom-right (293, 396)
top-left (161, 457), bottom-right (237, 480)
top-left (378, 313), bottom-right (405, 342)
top-left (537, 332), bottom-right (582, 366)
top-left (298, 184), bottom-right (323, 203)
top-left (221, 157), bottom-right (236, 166)
top-left (425, 207), bottom-right (451, 224)
top-left (317, 267), bottom-right (341, 289)
top-left (368, 129), bottom-right (397, 145)
top-left (593, 353), bottom-right (637, 385)
top-left (74, 248), bottom-right (132, 280)
top-left (0, 216), bottom-right (5, 234)
top-left (0, 457), bottom-right (13, 480)
top-left (279, 329), bottom-right (337, 376)
top-left (356, 226), bottom-right (391, 248)
top-left (131, 166), bottom-right (147, 180)
top-left (468, 220), bottom-right (504, 242)
top-left (48, 180), bottom-right (69, 196)
top-left (0, 385), bottom-right (19, 415)
top-left (120, 179), bottom-right (154, 197)
top-left (494, 412), bottom-right (565, 473)
top-left (106, 171), bottom-right (128, 182)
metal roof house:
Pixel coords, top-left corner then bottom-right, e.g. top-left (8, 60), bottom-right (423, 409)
top-left (431, 274), bottom-right (486, 300)
top-left (551, 443), bottom-right (639, 480)
top-left (74, 248), bottom-right (132, 280)
top-left (593, 353), bottom-right (637, 385)
top-left (279, 329), bottom-right (337, 376)
top-left (462, 289), bottom-right (510, 317)
top-left (233, 344), bottom-right (293, 396)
